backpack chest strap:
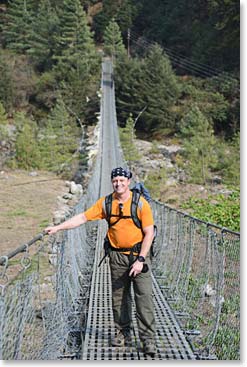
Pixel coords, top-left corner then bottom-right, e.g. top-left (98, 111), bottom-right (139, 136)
top-left (104, 191), bottom-right (142, 229)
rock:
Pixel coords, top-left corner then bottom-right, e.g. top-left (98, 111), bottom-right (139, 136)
top-left (53, 207), bottom-right (71, 224)
top-left (56, 195), bottom-right (68, 205)
top-left (48, 243), bottom-right (60, 254)
top-left (29, 171), bottom-right (38, 177)
top-left (63, 193), bottom-right (73, 200)
top-left (211, 176), bottom-right (222, 184)
top-left (76, 183), bottom-right (83, 195)
top-left (166, 178), bottom-right (177, 186)
top-left (210, 295), bottom-right (225, 308)
top-left (160, 145), bottom-right (183, 159)
top-left (53, 212), bottom-right (64, 225)
top-left (205, 284), bottom-right (216, 297)
top-left (69, 181), bottom-right (83, 196)
top-left (218, 189), bottom-right (233, 196)
top-left (49, 254), bottom-right (58, 266)
top-left (69, 181), bottom-right (77, 194)
top-left (88, 149), bottom-right (98, 159)
top-left (199, 186), bottom-right (206, 192)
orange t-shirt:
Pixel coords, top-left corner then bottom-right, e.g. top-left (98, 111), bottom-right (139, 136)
top-left (84, 192), bottom-right (154, 249)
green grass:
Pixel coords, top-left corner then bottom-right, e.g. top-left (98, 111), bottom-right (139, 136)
top-left (180, 189), bottom-right (240, 232)
top-left (6, 209), bottom-right (28, 217)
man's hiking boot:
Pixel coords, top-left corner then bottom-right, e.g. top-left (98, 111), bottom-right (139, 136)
top-left (143, 339), bottom-right (156, 356)
top-left (112, 329), bottom-right (131, 347)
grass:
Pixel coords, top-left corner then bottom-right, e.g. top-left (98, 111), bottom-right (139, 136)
top-left (6, 209), bottom-right (28, 217)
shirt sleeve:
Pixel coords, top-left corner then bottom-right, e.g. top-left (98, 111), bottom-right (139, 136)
top-left (84, 197), bottom-right (106, 221)
top-left (139, 198), bottom-right (154, 228)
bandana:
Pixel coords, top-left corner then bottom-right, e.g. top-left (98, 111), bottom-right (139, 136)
top-left (111, 167), bottom-right (132, 179)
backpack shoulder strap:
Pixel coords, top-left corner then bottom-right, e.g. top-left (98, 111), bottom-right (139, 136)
top-left (131, 189), bottom-right (142, 229)
top-left (104, 193), bottom-right (113, 224)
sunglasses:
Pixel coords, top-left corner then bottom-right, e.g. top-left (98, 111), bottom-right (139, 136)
top-left (119, 203), bottom-right (124, 216)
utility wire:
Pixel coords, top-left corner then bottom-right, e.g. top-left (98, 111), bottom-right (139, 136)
top-left (129, 31), bottom-right (239, 85)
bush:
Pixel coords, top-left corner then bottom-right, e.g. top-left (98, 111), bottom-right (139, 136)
top-left (181, 189), bottom-right (240, 232)
top-left (14, 112), bottom-right (41, 169)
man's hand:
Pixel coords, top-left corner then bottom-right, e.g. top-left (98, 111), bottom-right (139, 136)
top-left (45, 226), bottom-right (60, 235)
top-left (129, 259), bottom-right (144, 277)
top-left (45, 213), bottom-right (87, 235)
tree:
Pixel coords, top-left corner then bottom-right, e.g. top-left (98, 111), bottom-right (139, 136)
top-left (138, 44), bottom-right (180, 132)
top-left (14, 112), bottom-right (41, 169)
top-left (2, 0), bottom-right (37, 53)
top-left (93, 0), bottom-right (137, 42)
top-left (103, 19), bottom-right (126, 61)
top-left (206, 0), bottom-right (240, 72)
top-left (27, 0), bottom-right (60, 71)
top-left (0, 51), bottom-right (14, 110)
top-left (51, 0), bottom-right (100, 119)
top-left (115, 44), bottom-right (181, 134)
top-left (115, 56), bottom-right (143, 125)
top-left (0, 102), bottom-right (9, 140)
top-left (180, 104), bottom-right (217, 185)
top-left (215, 132), bottom-right (240, 187)
top-left (132, 0), bottom-right (239, 73)
top-left (177, 76), bottom-right (230, 136)
top-left (119, 113), bottom-right (140, 169)
top-left (38, 95), bottom-right (79, 171)
top-left (53, 0), bottom-right (95, 70)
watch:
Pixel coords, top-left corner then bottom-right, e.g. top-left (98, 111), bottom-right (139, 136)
top-left (137, 255), bottom-right (145, 262)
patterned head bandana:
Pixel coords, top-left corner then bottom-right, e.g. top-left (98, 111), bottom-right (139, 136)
top-left (111, 167), bottom-right (132, 179)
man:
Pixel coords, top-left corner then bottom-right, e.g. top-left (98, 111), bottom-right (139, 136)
top-left (45, 167), bottom-right (156, 355)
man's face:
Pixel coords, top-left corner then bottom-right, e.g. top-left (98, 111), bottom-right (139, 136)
top-left (111, 176), bottom-right (130, 194)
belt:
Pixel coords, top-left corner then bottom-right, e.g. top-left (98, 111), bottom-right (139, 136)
top-left (98, 238), bottom-right (142, 267)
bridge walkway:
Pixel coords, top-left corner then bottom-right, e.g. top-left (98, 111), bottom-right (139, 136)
top-left (81, 59), bottom-right (196, 360)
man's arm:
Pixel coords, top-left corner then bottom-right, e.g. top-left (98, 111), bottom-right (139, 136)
top-left (138, 225), bottom-right (154, 258)
top-left (45, 213), bottom-right (88, 235)
top-left (129, 224), bottom-right (154, 277)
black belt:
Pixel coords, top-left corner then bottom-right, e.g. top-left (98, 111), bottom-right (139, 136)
top-left (98, 238), bottom-right (142, 267)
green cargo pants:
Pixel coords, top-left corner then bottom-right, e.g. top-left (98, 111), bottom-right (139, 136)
top-left (109, 251), bottom-right (156, 342)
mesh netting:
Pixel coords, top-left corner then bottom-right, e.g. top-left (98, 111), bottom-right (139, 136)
top-left (151, 202), bottom-right (240, 359)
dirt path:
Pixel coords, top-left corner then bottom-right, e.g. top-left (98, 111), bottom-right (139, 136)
top-left (0, 169), bottom-right (67, 256)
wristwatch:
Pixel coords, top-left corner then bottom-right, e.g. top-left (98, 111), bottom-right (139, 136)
top-left (137, 255), bottom-right (145, 262)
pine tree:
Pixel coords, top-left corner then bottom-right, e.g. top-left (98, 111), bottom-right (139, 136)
top-left (39, 95), bottom-right (79, 171)
top-left (0, 102), bottom-right (9, 141)
top-left (0, 52), bottom-right (14, 110)
top-left (53, 0), bottom-right (95, 72)
top-left (119, 113), bottom-right (140, 168)
top-left (139, 44), bottom-right (180, 132)
top-left (115, 0), bottom-right (137, 33)
top-left (180, 104), bottom-right (217, 185)
top-left (14, 112), bottom-right (41, 169)
top-left (216, 132), bottom-right (240, 186)
top-left (115, 44), bottom-right (181, 134)
top-left (115, 57), bottom-right (142, 124)
top-left (103, 19), bottom-right (126, 61)
top-left (27, 0), bottom-right (60, 71)
top-left (2, 0), bottom-right (37, 53)
top-left (51, 0), bottom-right (100, 118)
top-left (93, 0), bottom-right (137, 42)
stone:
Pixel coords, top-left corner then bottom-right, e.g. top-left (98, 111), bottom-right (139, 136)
top-left (63, 193), bottom-right (73, 200)
top-left (49, 254), bottom-right (58, 266)
top-left (69, 181), bottom-right (78, 194)
top-left (205, 284), bottom-right (216, 297)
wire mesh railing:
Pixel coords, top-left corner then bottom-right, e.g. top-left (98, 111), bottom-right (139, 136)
top-left (151, 201), bottom-right (240, 359)
top-left (0, 59), bottom-right (240, 360)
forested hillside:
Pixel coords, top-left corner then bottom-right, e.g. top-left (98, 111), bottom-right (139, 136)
top-left (0, 0), bottom-right (240, 230)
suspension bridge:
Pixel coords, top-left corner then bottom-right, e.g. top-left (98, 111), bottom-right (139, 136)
top-left (0, 60), bottom-right (240, 361)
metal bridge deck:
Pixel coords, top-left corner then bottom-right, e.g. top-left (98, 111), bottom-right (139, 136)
top-left (81, 225), bottom-right (196, 360)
